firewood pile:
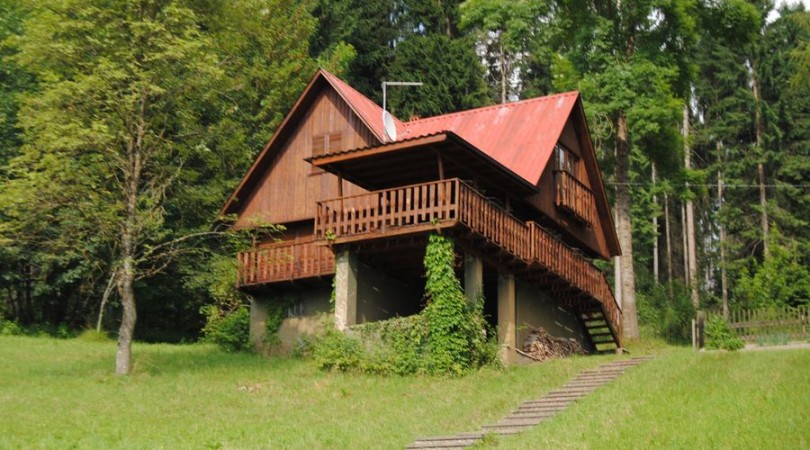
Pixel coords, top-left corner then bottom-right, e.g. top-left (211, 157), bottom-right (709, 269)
top-left (519, 327), bottom-right (586, 362)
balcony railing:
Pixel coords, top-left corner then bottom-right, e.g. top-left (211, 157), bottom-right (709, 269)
top-left (237, 240), bottom-right (334, 287)
top-left (315, 178), bottom-right (621, 343)
top-left (554, 170), bottom-right (596, 225)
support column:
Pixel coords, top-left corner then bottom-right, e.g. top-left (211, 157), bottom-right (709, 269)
top-left (497, 273), bottom-right (516, 365)
top-left (334, 249), bottom-right (358, 330)
top-left (464, 253), bottom-right (483, 303)
top-left (249, 296), bottom-right (268, 352)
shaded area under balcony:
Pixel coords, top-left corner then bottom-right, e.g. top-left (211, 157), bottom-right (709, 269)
top-left (313, 178), bottom-right (622, 348)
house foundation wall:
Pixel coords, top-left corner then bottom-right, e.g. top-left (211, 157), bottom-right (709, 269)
top-left (250, 286), bottom-right (331, 354)
top-left (515, 280), bottom-right (590, 350)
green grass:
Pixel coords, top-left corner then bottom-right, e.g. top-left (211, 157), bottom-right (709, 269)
top-left (487, 347), bottom-right (810, 449)
top-left (0, 335), bottom-right (613, 449)
top-left (2, 336), bottom-right (807, 449)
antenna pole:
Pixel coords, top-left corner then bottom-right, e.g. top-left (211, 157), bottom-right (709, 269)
top-left (382, 81), bottom-right (424, 113)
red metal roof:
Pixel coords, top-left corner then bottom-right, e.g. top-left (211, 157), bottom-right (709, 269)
top-left (321, 70), bottom-right (407, 142)
top-left (400, 92), bottom-right (579, 185)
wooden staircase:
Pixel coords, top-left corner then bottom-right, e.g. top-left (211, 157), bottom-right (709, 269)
top-left (579, 309), bottom-right (621, 354)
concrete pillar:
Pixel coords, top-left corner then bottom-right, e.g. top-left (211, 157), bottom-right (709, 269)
top-left (464, 253), bottom-right (483, 303)
top-left (249, 296), bottom-right (268, 352)
top-left (497, 273), bottom-right (517, 365)
top-left (334, 250), bottom-right (358, 330)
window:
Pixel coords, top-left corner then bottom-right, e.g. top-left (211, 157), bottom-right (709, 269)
top-left (311, 131), bottom-right (343, 174)
top-left (312, 131), bottom-right (343, 158)
top-left (554, 143), bottom-right (579, 176)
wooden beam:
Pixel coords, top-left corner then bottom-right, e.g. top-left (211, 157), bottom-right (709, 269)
top-left (310, 134), bottom-right (449, 166)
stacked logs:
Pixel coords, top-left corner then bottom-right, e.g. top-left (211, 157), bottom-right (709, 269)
top-left (520, 327), bottom-right (586, 362)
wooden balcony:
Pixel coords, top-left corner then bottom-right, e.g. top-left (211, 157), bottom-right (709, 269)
top-left (554, 170), bottom-right (596, 225)
top-left (237, 240), bottom-right (334, 287)
top-left (315, 178), bottom-right (621, 345)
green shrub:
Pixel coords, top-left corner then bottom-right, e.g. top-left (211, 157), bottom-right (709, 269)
top-left (637, 282), bottom-right (695, 345)
top-left (201, 305), bottom-right (251, 352)
top-left (312, 325), bottom-right (365, 371)
top-left (76, 329), bottom-right (113, 342)
top-left (310, 234), bottom-right (497, 376)
top-left (705, 316), bottom-right (744, 351)
top-left (0, 319), bottom-right (23, 336)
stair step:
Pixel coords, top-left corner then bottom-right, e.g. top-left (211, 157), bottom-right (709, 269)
top-left (493, 417), bottom-right (548, 427)
top-left (407, 438), bottom-right (481, 449)
top-left (591, 331), bottom-right (613, 338)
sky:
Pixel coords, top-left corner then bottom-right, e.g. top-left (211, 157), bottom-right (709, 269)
top-left (770, 0), bottom-right (810, 22)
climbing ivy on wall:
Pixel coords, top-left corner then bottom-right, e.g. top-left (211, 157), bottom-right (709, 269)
top-left (422, 234), bottom-right (494, 374)
top-left (312, 234), bottom-right (496, 375)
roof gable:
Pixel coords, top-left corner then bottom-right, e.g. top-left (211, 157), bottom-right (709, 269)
top-left (220, 69), bottom-right (390, 216)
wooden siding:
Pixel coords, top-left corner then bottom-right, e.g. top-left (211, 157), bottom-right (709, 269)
top-left (528, 119), bottom-right (611, 259)
top-left (234, 89), bottom-right (376, 228)
top-left (313, 178), bottom-right (622, 345)
top-left (238, 238), bottom-right (334, 286)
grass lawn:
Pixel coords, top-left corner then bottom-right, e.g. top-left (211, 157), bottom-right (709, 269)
top-left (1, 336), bottom-right (807, 449)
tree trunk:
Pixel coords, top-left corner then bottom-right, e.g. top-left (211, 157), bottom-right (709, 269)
top-left (664, 192), bottom-right (674, 297)
top-left (115, 181), bottom-right (138, 375)
top-left (616, 113), bottom-right (638, 339)
top-left (683, 104), bottom-right (699, 308)
top-left (752, 61), bottom-right (769, 257)
top-left (96, 270), bottom-right (117, 333)
top-left (758, 162), bottom-right (769, 257)
top-left (652, 164), bottom-right (659, 284)
top-left (681, 203), bottom-right (689, 283)
top-left (718, 170), bottom-right (729, 320)
top-left (115, 257), bottom-right (136, 375)
top-left (499, 41), bottom-right (507, 104)
top-left (115, 116), bottom-right (143, 375)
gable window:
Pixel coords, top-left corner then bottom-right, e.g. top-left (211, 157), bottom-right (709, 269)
top-left (312, 131), bottom-right (344, 158)
top-left (311, 131), bottom-right (343, 174)
top-left (554, 143), bottom-right (579, 177)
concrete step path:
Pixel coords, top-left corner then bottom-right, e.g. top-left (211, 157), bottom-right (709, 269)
top-left (406, 356), bottom-right (654, 450)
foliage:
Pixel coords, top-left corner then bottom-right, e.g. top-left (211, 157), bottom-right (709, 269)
top-left (734, 229), bottom-right (810, 308)
top-left (312, 234), bottom-right (496, 375)
top-left (422, 234), bottom-right (495, 374)
top-left (637, 282), bottom-right (695, 345)
top-left (200, 305), bottom-right (251, 353)
top-left (386, 34), bottom-right (488, 118)
top-left (704, 316), bottom-right (744, 351)
top-left (0, 319), bottom-right (22, 336)
top-left (75, 329), bottom-right (112, 343)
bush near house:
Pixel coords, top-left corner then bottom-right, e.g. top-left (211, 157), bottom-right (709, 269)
top-left (312, 234), bottom-right (497, 375)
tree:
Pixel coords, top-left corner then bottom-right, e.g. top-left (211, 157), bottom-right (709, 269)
top-left (554, 0), bottom-right (696, 339)
top-left (386, 34), bottom-right (489, 118)
top-left (460, 0), bottom-right (550, 103)
top-left (3, 0), bottom-right (317, 374)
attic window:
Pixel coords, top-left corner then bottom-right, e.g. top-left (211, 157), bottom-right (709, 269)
top-left (554, 143), bottom-right (579, 177)
top-left (312, 131), bottom-right (344, 158)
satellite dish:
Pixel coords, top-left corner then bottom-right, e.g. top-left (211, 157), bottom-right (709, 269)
top-left (383, 110), bottom-right (397, 142)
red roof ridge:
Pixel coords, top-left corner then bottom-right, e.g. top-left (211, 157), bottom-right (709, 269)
top-left (319, 69), bottom-right (406, 141)
top-left (403, 91), bottom-right (579, 129)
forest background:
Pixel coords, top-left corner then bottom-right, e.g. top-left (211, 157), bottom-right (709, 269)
top-left (1, 0), bottom-right (808, 349)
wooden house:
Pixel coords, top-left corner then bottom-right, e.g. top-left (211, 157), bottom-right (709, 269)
top-left (221, 69), bottom-right (623, 361)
